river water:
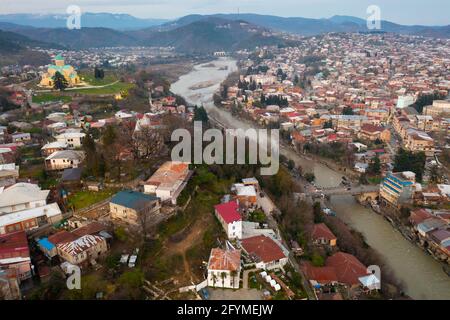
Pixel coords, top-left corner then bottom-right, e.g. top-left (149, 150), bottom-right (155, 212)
top-left (171, 58), bottom-right (450, 300)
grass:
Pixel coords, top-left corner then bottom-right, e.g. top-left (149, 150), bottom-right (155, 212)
top-left (367, 176), bottom-right (382, 185)
top-left (67, 188), bottom-right (117, 210)
top-left (32, 93), bottom-right (72, 104)
top-left (68, 82), bottom-right (134, 95)
top-left (79, 72), bottom-right (118, 86)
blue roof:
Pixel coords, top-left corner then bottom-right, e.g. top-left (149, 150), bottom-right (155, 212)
top-left (110, 190), bottom-right (159, 209)
top-left (38, 238), bottom-right (55, 251)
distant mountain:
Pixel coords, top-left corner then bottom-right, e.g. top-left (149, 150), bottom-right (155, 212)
top-left (161, 13), bottom-right (450, 38)
top-left (0, 28), bottom-right (62, 52)
top-left (0, 24), bottom-right (139, 49)
top-left (0, 13), bottom-right (169, 30)
top-left (133, 17), bottom-right (295, 53)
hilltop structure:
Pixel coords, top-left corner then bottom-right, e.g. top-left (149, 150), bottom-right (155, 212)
top-left (39, 54), bottom-right (81, 88)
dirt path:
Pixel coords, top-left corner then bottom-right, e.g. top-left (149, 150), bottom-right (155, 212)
top-left (164, 214), bottom-right (212, 283)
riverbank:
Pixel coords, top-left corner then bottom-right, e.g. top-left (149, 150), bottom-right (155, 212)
top-left (170, 58), bottom-right (450, 300)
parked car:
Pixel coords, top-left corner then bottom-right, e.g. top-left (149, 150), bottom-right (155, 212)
top-left (200, 288), bottom-right (210, 300)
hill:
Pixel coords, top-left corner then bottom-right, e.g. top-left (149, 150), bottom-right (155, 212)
top-left (134, 18), bottom-right (294, 53)
top-left (0, 13), bottom-right (169, 30)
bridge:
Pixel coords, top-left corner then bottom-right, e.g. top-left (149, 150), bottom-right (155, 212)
top-left (316, 185), bottom-right (380, 197)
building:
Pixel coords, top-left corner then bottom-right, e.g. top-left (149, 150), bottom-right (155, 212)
top-left (404, 129), bottom-right (435, 156)
top-left (55, 132), bottom-right (85, 149)
top-left (39, 54), bottom-right (81, 87)
top-left (423, 100), bottom-right (450, 116)
top-left (359, 124), bottom-right (391, 142)
top-left (380, 171), bottom-right (416, 206)
top-left (241, 235), bottom-right (288, 270)
top-left (207, 248), bottom-right (241, 289)
top-left (233, 184), bottom-right (257, 207)
top-left (0, 231), bottom-right (32, 282)
top-left (0, 163), bottom-right (19, 188)
top-left (311, 223), bottom-right (337, 247)
top-left (45, 150), bottom-right (84, 171)
top-left (110, 190), bottom-right (160, 226)
top-left (0, 268), bottom-right (21, 300)
top-left (41, 141), bottom-right (68, 156)
top-left (143, 161), bottom-right (191, 205)
top-left (396, 95), bottom-right (415, 109)
top-left (56, 234), bottom-right (108, 266)
top-left (0, 183), bottom-right (49, 214)
top-left (214, 201), bottom-right (242, 239)
top-left (0, 203), bottom-right (63, 235)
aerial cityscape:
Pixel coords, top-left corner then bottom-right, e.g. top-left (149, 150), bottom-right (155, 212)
top-left (0, 0), bottom-right (449, 308)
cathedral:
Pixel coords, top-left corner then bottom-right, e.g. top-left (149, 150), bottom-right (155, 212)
top-left (40, 54), bottom-right (80, 87)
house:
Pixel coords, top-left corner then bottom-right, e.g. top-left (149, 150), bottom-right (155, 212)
top-left (233, 184), bottom-right (257, 207)
top-left (0, 183), bottom-right (49, 214)
top-left (409, 208), bottom-right (433, 227)
top-left (326, 252), bottom-right (369, 287)
top-left (0, 163), bottom-right (19, 188)
top-left (207, 248), bottom-right (241, 289)
top-left (45, 150), bottom-right (84, 171)
top-left (214, 201), bottom-right (242, 239)
top-left (143, 161), bottom-right (191, 205)
top-left (110, 190), bottom-right (161, 227)
top-left (241, 235), bottom-right (288, 270)
top-left (311, 223), bottom-right (337, 247)
top-left (11, 133), bottom-right (31, 144)
top-left (302, 263), bottom-right (338, 286)
top-left (41, 141), bottom-right (67, 156)
top-left (359, 124), bottom-right (391, 142)
top-left (0, 231), bottom-right (32, 282)
top-left (416, 218), bottom-right (447, 237)
top-left (0, 203), bottom-right (63, 235)
top-left (57, 234), bottom-right (108, 266)
top-left (55, 132), bottom-right (85, 148)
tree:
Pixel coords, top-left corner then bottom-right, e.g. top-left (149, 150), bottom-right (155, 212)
top-left (304, 172), bottom-right (315, 183)
top-left (342, 106), bottom-right (354, 115)
top-left (102, 125), bottom-right (117, 146)
top-left (429, 165), bottom-right (442, 184)
top-left (193, 106), bottom-right (208, 123)
top-left (368, 155), bottom-right (381, 175)
top-left (323, 120), bottom-right (333, 129)
top-left (52, 71), bottom-right (68, 91)
top-left (394, 149), bottom-right (426, 182)
top-left (313, 202), bottom-right (323, 223)
top-left (94, 67), bottom-right (105, 79)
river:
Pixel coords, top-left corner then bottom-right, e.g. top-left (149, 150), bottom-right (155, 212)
top-left (171, 58), bottom-right (450, 300)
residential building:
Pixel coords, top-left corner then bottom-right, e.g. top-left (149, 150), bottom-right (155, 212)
top-left (143, 161), bottom-right (191, 205)
top-left (57, 235), bottom-right (108, 266)
top-left (311, 223), bottom-right (337, 247)
top-left (0, 231), bottom-right (32, 282)
top-left (359, 124), bottom-right (390, 142)
top-left (214, 201), bottom-right (242, 239)
top-left (241, 235), bottom-right (288, 270)
top-left (423, 100), bottom-right (450, 116)
top-left (0, 203), bottom-right (63, 235)
top-left (404, 129), bottom-right (435, 156)
top-left (0, 163), bottom-right (19, 188)
top-left (207, 248), bottom-right (241, 289)
top-left (110, 190), bottom-right (161, 226)
top-left (380, 171), bottom-right (417, 206)
top-left (55, 132), bottom-right (85, 148)
top-left (41, 141), bottom-right (68, 156)
top-left (45, 150), bottom-right (84, 171)
top-left (0, 183), bottom-right (49, 214)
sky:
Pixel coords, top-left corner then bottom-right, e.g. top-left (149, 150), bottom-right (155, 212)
top-left (1, 0), bottom-right (449, 26)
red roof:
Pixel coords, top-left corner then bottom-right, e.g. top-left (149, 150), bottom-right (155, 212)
top-left (312, 223), bottom-right (337, 242)
top-left (0, 231), bottom-right (29, 259)
top-left (410, 209), bottom-right (433, 226)
top-left (48, 231), bottom-right (77, 245)
top-left (326, 252), bottom-right (367, 286)
top-left (302, 262), bottom-right (338, 284)
top-left (214, 201), bottom-right (241, 224)
top-left (361, 124), bottom-right (383, 133)
top-left (241, 235), bottom-right (286, 263)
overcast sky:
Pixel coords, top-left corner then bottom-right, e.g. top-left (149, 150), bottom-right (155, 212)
top-left (1, 0), bottom-right (449, 25)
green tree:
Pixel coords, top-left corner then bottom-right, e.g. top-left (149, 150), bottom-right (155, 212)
top-left (102, 125), bottom-right (117, 146)
top-left (193, 106), bottom-right (208, 123)
top-left (304, 172), bottom-right (315, 183)
top-left (52, 71), bottom-right (68, 91)
top-left (342, 106), bottom-right (354, 115)
top-left (394, 149), bottom-right (426, 182)
top-left (368, 155), bottom-right (381, 175)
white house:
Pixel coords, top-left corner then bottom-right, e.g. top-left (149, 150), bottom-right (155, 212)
top-left (55, 132), bottom-right (85, 148)
top-left (207, 248), bottom-right (241, 289)
top-left (214, 201), bottom-right (242, 239)
top-left (143, 161), bottom-right (191, 205)
top-left (0, 183), bottom-right (49, 214)
top-left (45, 150), bottom-right (84, 171)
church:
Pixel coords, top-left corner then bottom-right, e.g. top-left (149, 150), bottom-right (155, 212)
top-left (40, 54), bottom-right (80, 87)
